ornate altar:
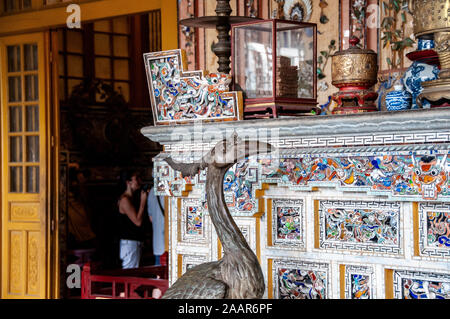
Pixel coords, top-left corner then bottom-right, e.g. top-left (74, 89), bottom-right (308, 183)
top-left (142, 108), bottom-right (450, 299)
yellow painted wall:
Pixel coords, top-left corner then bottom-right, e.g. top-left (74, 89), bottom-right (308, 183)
top-left (0, 0), bottom-right (178, 50)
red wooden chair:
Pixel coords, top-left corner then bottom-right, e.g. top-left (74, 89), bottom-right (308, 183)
top-left (81, 251), bottom-right (169, 299)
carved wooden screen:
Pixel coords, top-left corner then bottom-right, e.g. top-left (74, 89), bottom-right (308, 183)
top-left (0, 32), bottom-right (49, 299)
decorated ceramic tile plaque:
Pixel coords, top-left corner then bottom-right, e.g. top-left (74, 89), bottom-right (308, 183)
top-left (318, 200), bottom-right (402, 255)
top-left (418, 202), bottom-right (450, 258)
top-left (180, 198), bottom-right (209, 246)
top-left (393, 270), bottom-right (450, 299)
top-left (272, 259), bottom-right (330, 299)
top-left (271, 199), bottom-right (305, 249)
top-left (143, 49), bottom-right (243, 125)
top-left (343, 264), bottom-right (376, 299)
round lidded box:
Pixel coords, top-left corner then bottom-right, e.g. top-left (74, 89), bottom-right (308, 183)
top-left (331, 37), bottom-right (378, 90)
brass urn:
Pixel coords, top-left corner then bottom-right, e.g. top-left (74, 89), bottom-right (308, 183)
top-left (331, 37), bottom-right (378, 90)
top-left (409, 0), bottom-right (450, 37)
top-left (330, 37), bottom-right (379, 114)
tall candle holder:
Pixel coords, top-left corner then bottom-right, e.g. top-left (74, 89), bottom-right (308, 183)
top-left (179, 0), bottom-right (261, 74)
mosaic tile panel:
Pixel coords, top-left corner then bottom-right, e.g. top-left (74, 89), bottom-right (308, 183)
top-left (261, 152), bottom-right (449, 201)
top-left (394, 270), bottom-right (450, 299)
top-left (155, 149), bottom-right (450, 203)
top-left (319, 200), bottom-right (402, 254)
top-left (143, 49), bottom-right (242, 124)
top-left (273, 259), bottom-right (330, 299)
top-left (180, 198), bottom-right (209, 245)
top-left (344, 265), bottom-right (375, 299)
top-left (419, 203), bottom-right (450, 258)
top-left (272, 199), bottom-right (305, 249)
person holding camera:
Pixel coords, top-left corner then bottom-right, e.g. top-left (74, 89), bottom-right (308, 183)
top-left (117, 170), bottom-right (149, 269)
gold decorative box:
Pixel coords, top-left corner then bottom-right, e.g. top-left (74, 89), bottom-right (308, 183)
top-left (331, 37), bottom-right (378, 90)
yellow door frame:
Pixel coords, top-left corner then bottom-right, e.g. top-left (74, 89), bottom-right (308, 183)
top-left (0, 31), bottom-right (53, 299)
top-left (0, 0), bottom-right (178, 299)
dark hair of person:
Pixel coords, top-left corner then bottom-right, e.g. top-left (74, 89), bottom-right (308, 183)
top-left (117, 169), bottom-right (137, 195)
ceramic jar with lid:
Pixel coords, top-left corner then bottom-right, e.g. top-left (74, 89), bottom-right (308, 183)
top-left (386, 84), bottom-right (412, 111)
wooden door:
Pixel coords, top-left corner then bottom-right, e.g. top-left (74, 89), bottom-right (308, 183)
top-left (0, 32), bottom-right (52, 299)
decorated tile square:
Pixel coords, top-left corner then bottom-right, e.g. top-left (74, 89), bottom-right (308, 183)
top-left (180, 198), bottom-right (209, 245)
top-left (180, 253), bottom-right (209, 276)
top-left (319, 200), bottom-right (402, 255)
top-left (419, 203), bottom-right (450, 258)
top-left (344, 264), bottom-right (375, 299)
top-left (272, 199), bottom-right (305, 249)
top-left (143, 49), bottom-right (242, 125)
top-left (219, 217), bottom-right (256, 257)
top-left (272, 259), bottom-right (330, 299)
top-left (393, 270), bottom-right (450, 299)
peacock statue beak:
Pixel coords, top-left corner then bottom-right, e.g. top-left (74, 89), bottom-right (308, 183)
top-left (164, 132), bottom-right (275, 174)
top-left (212, 133), bottom-right (274, 167)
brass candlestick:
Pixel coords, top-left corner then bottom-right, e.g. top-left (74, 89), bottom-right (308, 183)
top-left (179, 0), bottom-right (261, 74)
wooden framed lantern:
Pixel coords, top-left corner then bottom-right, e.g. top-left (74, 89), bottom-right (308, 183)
top-left (231, 19), bottom-right (318, 119)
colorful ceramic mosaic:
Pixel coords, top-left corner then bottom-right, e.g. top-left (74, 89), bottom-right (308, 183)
top-left (319, 201), bottom-right (401, 254)
top-left (143, 49), bottom-right (243, 124)
top-left (154, 149), bottom-right (450, 204)
top-left (186, 205), bottom-right (203, 236)
top-left (394, 270), bottom-right (450, 299)
top-left (223, 161), bottom-right (258, 213)
top-left (419, 203), bottom-right (450, 258)
top-left (260, 152), bottom-right (449, 201)
top-left (273, 260), bottom-right (329, 299)
top-left (344, 265), bottom-right (375, 299)
top-left (180, 198), bottom-right (209, 245)
top-left (272, 199), bottom-right (305, 249)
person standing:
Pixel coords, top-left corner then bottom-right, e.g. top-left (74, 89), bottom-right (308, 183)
top-left (117, 170), bottom-right (148, 269)
top-left (147, 185), bottom-right (165, 266)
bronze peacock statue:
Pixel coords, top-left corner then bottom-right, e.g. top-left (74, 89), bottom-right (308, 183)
top-left (161, 133), bottom-right (273, 299)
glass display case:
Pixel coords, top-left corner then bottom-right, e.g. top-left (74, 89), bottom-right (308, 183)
top-left (232, 19), bottom-right (318, 118)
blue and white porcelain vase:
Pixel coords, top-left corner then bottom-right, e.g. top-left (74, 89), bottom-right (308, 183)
top-left (403, 61), bottom-right (440, 109)
top-left (385, 84), bottom-right (412, 111)
top-left (417, 38), bottom-right (435, 51)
